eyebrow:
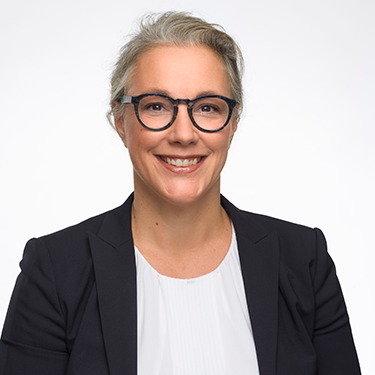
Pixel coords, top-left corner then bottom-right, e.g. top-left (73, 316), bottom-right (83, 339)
top-left (140, 89), bottom-right (224, 99)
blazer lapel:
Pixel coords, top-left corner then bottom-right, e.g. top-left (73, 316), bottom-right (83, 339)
top-left (89, 194), bottom-right (137, 375)
top-left (222, 197), bottom-right (279, 375)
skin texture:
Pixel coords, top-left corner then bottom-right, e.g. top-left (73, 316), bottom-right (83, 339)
top-left (115, 45), bottom-right (237, 278)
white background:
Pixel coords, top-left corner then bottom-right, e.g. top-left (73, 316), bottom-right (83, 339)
top-left (1, 0), bottom-right (374, 372)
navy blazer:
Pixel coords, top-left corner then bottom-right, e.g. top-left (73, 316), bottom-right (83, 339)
top-left (0, 194), bottom-right (360, 374)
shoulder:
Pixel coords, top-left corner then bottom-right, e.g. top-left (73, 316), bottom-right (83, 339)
top-left (22, 196), bottom-right (132, 282)
top-left (38, 209), bottom-right (108, 254)
top-left (222, 196), bottom-right (320, 244)
top-left (243, 209), bottom-right (321, 252)
top-left (17, 198), bottom-right (132, 317)
top-left (36, 196), bottom-right (131, 255)
top-left (222, 196), bottom-right (325, 269)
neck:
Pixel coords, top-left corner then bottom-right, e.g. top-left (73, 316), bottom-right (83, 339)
top-left (131, 175), bottom-right (231, 268)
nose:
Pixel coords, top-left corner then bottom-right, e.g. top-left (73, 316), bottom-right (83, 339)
top-left (167, 104), bottom-right (199, 146)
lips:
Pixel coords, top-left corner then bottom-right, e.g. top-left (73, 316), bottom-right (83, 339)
top-left (160, 156), bottom-right (202, 167)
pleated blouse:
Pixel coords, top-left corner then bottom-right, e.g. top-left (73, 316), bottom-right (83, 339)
top-left (135, 226), bottom-right (259, 375)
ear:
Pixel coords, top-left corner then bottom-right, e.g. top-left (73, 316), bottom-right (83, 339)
top-left (114, 117), bottom-right (128, 148)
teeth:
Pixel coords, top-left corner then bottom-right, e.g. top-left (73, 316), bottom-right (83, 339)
top-left (162, 157), bottom-right (202, 167)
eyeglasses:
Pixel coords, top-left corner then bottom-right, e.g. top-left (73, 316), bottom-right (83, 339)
top-left (121, 93), bottom-right (237, 133)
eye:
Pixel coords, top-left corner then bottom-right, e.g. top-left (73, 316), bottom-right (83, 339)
top-left (200, 105), bottom-right (216, 113)
top-left (139, 96), bottom-right (173, 116)
top-left (145, 102), bottom-right (165, 112)
top-left (195, 103), bottom-right (220, 115)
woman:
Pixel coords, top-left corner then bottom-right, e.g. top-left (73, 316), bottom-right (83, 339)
top-left (0, 12), bottom-right (360, 375)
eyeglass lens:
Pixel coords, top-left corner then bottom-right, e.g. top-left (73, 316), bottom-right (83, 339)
top-left (137, 95), bottom-right (230, 131)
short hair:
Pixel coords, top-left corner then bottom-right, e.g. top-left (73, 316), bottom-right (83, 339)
top-left (107, 11), bottom-right (244, 127)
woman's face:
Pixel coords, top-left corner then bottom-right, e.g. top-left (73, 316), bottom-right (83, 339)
top-left (115, 45), bottom-right (237, 207)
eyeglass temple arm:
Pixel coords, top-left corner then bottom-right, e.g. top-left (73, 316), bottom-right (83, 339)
top-left (121, 95), bottom-right (132, 104)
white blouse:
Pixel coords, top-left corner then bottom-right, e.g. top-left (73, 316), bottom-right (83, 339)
top-left (135, 226), bottom-right (259, 375)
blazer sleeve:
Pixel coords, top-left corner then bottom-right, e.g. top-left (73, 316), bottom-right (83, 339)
top-left (0, 238), bottom-right (69, 375)
top-left (312, 228), bottom-right (361, 374)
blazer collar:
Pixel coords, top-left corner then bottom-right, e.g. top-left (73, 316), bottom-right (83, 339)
top-left (90, 194), bottom-right (279, 375)
top-left (222, 196), bottom-right (279, 375)
top-left (89, 194), bottom-right (137, 375)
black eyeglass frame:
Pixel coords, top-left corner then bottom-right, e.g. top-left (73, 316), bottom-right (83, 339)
top-left (120, 93), bottom-right (237, 133)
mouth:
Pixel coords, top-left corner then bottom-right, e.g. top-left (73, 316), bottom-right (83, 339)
top-left (160, 156), bottom-right (203, 167)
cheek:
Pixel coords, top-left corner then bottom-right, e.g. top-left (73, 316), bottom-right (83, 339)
top-left (122, 116), bottom-right (142, 149)
top-left (125, 124), bottom-right (163, 160)
top-left (211, 131), bottom-right (233, 154)
top-left (121, 107), bottom-right (141, 147)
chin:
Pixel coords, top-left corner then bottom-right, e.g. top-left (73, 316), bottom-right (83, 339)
top-left (158, 183), bottom-right (217, 208)
top-left (157, 191), bottom-right (199, 207)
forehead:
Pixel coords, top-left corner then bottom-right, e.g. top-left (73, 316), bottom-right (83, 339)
top-left (128, 45), bottom-right (231, 98)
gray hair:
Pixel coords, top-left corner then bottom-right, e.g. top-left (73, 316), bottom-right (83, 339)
top-left (107, 11), bottom-right (244, 127)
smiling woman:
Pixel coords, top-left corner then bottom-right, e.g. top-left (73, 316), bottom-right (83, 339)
top-left (0, 11), bottom-right (361, 375)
